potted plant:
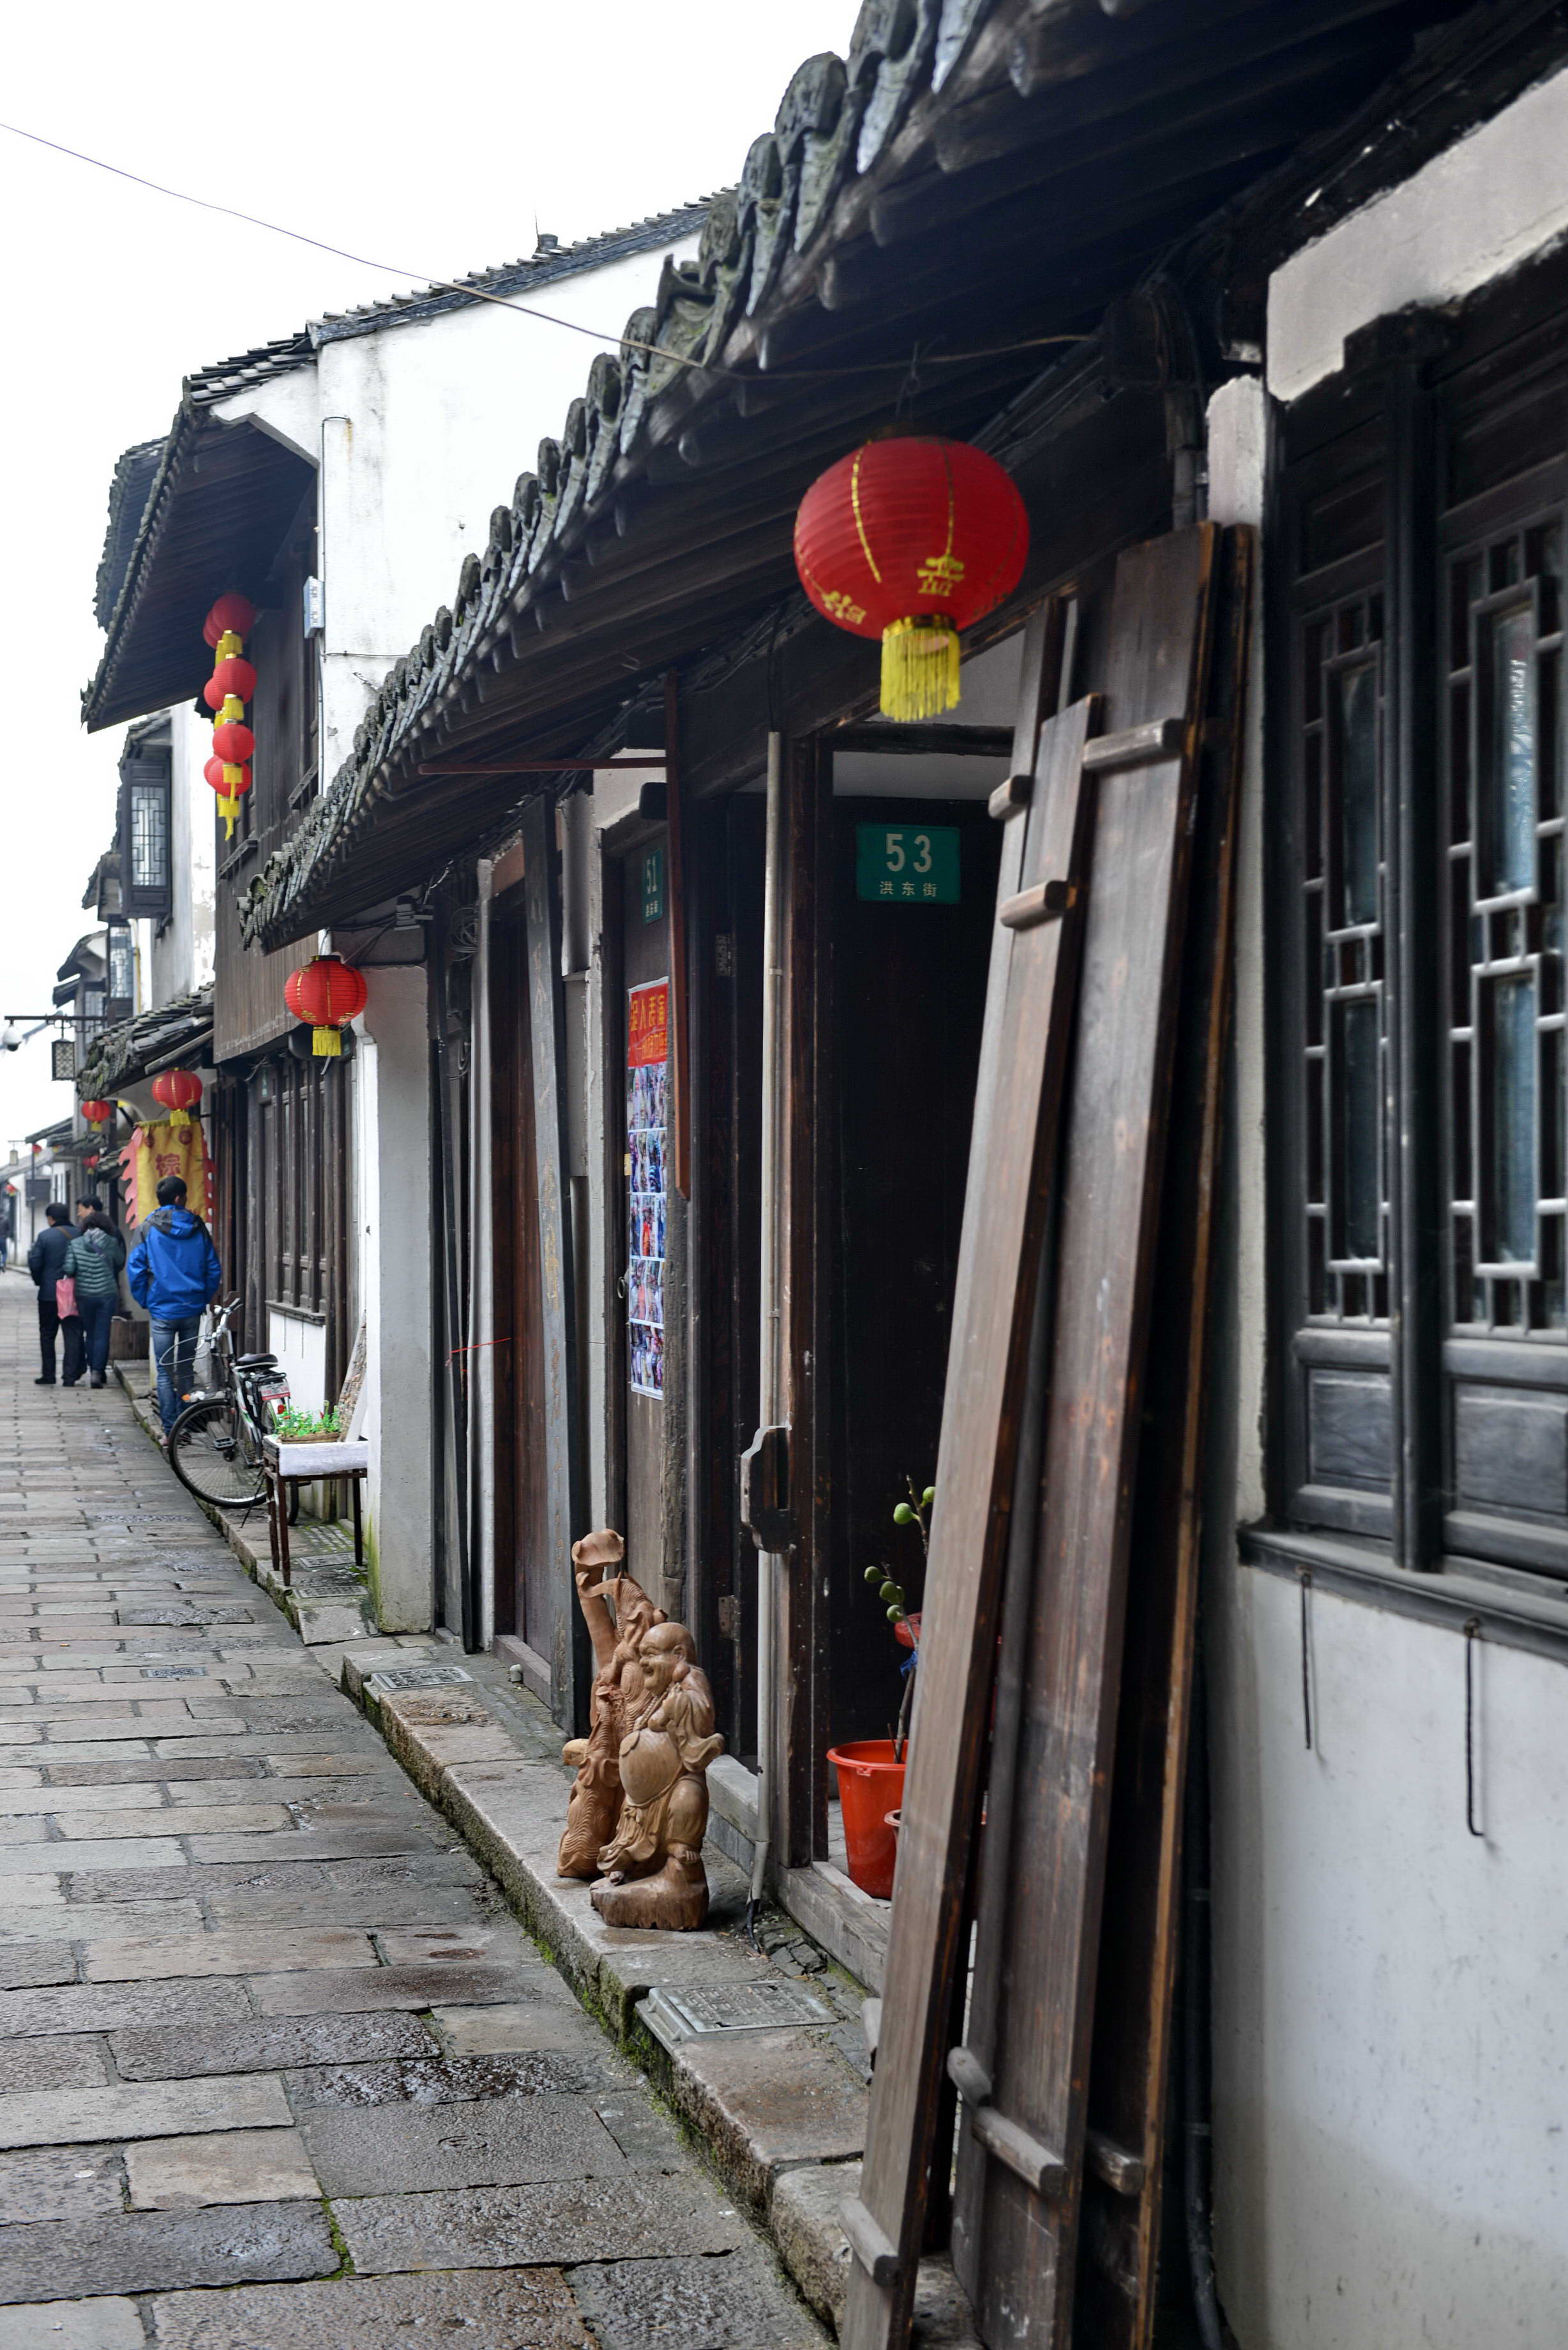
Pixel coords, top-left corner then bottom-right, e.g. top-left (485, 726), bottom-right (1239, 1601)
top-left (827, 1478), bottom-right (931, 1899)
top-left (272, 1402), bottom-right (345, 1443)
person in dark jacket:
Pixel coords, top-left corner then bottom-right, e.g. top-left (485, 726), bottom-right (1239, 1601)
top-left (127, 1176), bottom-right (223, 1434)
top-left (27, 1203), bottom-right (77, 1385)
top-left (63, 1211), bottom-right (127, 1390)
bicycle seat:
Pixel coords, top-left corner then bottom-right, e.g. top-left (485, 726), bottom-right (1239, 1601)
top-left (235, 1353), bottom-right (279, 1368)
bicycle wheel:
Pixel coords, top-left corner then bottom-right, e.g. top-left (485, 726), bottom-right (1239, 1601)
top-left (167, 1399), bottom-right (266, 1507)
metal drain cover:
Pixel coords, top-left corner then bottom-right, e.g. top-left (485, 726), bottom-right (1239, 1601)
top-left (638, 1980), bottom-right (833, 2051)
top-left (365, 1664), bottom-right (474, 1693)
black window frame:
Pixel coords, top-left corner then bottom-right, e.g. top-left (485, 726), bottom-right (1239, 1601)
top-left (1266, 252), bottom-right (1568, 1591)
top-left (117, 744), bottom-right (172, 921)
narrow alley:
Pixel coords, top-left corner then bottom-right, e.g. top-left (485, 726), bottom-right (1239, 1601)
top-left (0, 1273), bottom-right (822, 2349)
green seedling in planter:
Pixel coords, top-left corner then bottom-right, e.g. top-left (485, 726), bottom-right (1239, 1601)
top-left (273, 1402), bottom-right (345, 1443)
top-left (863, 1476), bottom-right (934, 1760)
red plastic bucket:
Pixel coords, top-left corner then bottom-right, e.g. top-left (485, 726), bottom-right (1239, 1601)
top-left (828, 1740), bottom-right (907, 1899)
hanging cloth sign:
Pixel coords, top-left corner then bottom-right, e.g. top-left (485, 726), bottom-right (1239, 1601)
top-left (626, 979), bottom-right (668, 1399)
top-left (121, 1121), bottom-right (212, 1229)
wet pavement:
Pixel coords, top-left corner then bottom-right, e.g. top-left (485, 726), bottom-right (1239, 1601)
top-left (0, 1272), bottom-right (824, 2347)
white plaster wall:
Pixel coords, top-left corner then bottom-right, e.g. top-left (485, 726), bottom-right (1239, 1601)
top-left (354, 966), bottom-right (433, 1632)
top-left (147, 704), bottom-right (216, 1008)
top-left (266, 1308), bottom-right (326, 1414)
top-left (1210, 1568), bottom-right (1568, 2350)
top-left (215, 238), bottom-right (697, 779)
top-left (1268, 64), bottom-right (1568, 402)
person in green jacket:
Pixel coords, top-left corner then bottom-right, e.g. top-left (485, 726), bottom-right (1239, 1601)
top-left (63, 1211), bottom-right (127, 1390)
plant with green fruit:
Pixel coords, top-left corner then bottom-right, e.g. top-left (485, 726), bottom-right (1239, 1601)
top-left (863, 1476), bottom-right (933, 1759)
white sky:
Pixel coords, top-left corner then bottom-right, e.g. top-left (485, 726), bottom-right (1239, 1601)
top-left (0, 0), bottom-right (858, 1149)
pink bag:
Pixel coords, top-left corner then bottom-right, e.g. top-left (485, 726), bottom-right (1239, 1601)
top-left (54, 1276), bottom-right (79, 1320)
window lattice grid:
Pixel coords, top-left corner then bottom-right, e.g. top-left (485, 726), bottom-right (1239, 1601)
top-left (129, 782), bottom-right (169, 894)
top-left (1445, 517), bottom-right (1567, 1335)
top-left (1300, 595), bottom-right (1390, 1326)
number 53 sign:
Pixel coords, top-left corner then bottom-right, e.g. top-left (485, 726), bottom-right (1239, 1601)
top-left (855, 822), bottom-right (961, 905)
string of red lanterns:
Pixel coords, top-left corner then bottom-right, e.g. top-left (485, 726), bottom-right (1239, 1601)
top-left (201, 593), bottom-right (256, 838)
top-left (283, 956), bottom-right (368, 1058)
top-left (793, 436), bottom-right (1029, 722)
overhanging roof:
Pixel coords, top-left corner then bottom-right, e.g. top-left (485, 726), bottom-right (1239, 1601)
top-left (83, 416), bottom-right (315, 732)
top-left (81, 205), bottom-right (714, 738)
top-left (75, 989), bottom-right (214, 1100)
top-left (239, 0), bottom-right (1486, 951)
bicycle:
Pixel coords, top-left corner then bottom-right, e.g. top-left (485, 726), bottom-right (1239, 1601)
top-left (164, 1298), bottom-right (290, 1510)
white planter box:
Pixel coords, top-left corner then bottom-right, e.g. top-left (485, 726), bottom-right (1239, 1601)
top-left (264, 1437), bottom-right (371, 1478)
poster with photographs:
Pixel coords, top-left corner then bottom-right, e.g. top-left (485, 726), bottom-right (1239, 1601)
top-left (627, 979), bottom-right (669, 1399)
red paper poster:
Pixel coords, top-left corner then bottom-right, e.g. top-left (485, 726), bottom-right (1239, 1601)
top-left (626, 981), bottom-right (668, 1399)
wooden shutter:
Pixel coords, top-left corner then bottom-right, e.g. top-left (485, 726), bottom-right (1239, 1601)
top-left (841, 527), bottom-right (1223, 2350)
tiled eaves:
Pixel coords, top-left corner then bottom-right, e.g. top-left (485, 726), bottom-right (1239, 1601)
top-left (75, 987), bottom-right (214, 1101)
top-left (84, 209), bottom-right (716, 727)
top-left (237, 0), bottom-right (1017, 946)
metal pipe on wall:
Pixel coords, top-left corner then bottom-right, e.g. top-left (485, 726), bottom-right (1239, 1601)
top-left (750, 731), bottom-right (787, 1914)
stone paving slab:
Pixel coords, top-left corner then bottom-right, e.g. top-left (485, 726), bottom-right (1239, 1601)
top-left (0, 2038), bottom-right (110, 2093)
top-left (147, 2269), bottom-right (593, 2349)
top-left (0, 1979), bottom-right (250, 2039)
top-left (110, 2012), bottom-right (442, 2081)
top-left (569, 2249), bottom-right (830, 2350)
top-left (0, 2297), bottom-right (144, 2348)
top-left (0, 2197), bottom-right (336, 2302)
top-left (250, 1959), bottom-right (551, 2017)
top-left (303, 2093), bottom-right (628, 2195)
top-left (0, 2072), bottom-right (289, 2149)
top-left (126, 2126), bottom-right (319, 2211)
top-left (335, 2171), bottom-right (750, 2273)
top-left (84, 1926), bottom-right (375, 1981)
top-left (0, 2142), bottom-right (123, 2224)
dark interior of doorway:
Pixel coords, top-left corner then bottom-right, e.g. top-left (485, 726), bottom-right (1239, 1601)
top-left (828, 794), bottom-right (1000, 1752)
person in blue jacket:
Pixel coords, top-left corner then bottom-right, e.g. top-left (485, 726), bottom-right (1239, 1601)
top-left (127, 1176), bottom-right (223, 1436)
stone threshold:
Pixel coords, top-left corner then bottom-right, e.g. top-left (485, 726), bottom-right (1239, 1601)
top-left (336, 1644), bottom-right (981, 2346)
top-left (112, 1361), bottom-right (376, 1647)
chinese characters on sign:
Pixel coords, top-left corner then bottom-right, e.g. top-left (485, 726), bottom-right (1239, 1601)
top-left (854, 822), bottom-right (961, 904)
top-left (640, 846), bottom-right (665, 924)
top-left (626, 979), bottom-right (669, 1399)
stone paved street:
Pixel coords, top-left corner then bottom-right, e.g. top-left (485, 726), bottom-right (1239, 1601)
top-left (0, 1275), bottom-right (825, 2349)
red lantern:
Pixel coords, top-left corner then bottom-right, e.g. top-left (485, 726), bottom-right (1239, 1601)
top-left (284, 956), bottom-right (368, 1058)
top-left (79, 1100), bottom-right (114, 1126)
top-left (85, 1153), bottom-right (100, 1172)
top-left (151, 1070), bottom-right (203, 1128)
top-left (211, 655), bottom-right (257, 704)
top-left (203, 755), bottom-right (252, 798)
top-left (212, 720), bottom-right (254, 764)
top-left (793, 437), bottom-right (1029, 721)
top-left (202, 593), bottom-right (255, 648)
top-left (202, 676), bottom-right (225, 712)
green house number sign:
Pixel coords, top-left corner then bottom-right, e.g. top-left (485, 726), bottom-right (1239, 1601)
top-left (856, 822), bottom-right (960, 905)
top-left (640, 846), bottom-right (665, 924)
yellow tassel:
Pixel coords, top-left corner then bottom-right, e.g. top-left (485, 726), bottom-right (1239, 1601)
top-left (312, 1026), bottom-right (342, 1058)
top-left (219, 694), bottom-right (244, 724)
top-left (880, 618), bottom-right (961, 722)
top-left (216, 630), bottom-right (243, 660)
top-left (219, 795), bottom-right (237, 840)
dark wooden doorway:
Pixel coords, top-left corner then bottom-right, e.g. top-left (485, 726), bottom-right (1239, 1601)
top-left (489, 888), bottom-right (553, 1673)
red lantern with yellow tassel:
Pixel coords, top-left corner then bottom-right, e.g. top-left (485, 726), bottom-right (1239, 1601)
top-left (151, 1070), bottom-right (203, 1128)
top-left (284, 957), bottom-right (368, 1058)
top-left (793, 437), bottom-right (1029, 722)
top-left (79, 1100), bottom-right (114, 1127)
